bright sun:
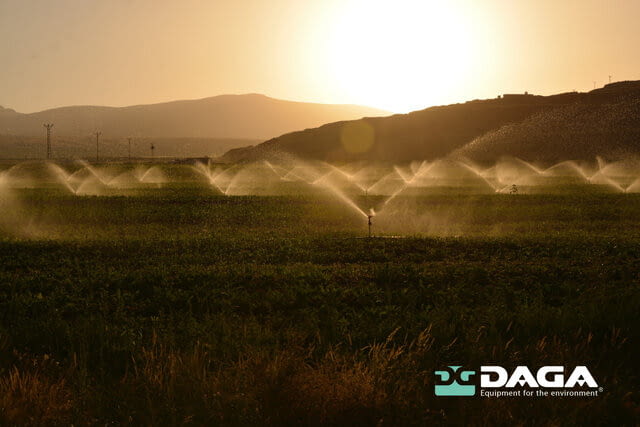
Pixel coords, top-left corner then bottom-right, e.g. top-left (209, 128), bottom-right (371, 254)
top-left (326, 0), bottom-right (477, 113)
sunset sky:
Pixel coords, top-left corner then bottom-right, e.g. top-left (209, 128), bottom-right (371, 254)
top-left (1, 0), bottom-right (639, 114)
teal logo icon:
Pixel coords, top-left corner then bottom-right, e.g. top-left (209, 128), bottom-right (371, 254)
top-left (435, 366), bottom-right (476, 396)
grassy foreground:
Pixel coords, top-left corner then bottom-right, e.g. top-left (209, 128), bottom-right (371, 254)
top-left (0, 188), bottom-right (639, 425)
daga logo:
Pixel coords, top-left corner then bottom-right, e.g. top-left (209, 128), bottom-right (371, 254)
top-left (434, 366), bottom-right (476, 396)
top-left (434, 365), bottom-right (600, 398)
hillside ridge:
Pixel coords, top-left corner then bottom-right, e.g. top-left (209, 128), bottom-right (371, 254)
top-left (220, 81), bottom-right (640, 163)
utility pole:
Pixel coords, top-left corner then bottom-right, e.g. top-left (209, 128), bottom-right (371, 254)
top-left (43, 123), bottom-right (54, 160)
top-left (128, 137), bottom-right (132, 160)
top-left (95, 131), bottom-right (102, 162)
top-left (150, 143), bottom-right (155, 158)
top-left (609, 75), bottom-right (612, 84)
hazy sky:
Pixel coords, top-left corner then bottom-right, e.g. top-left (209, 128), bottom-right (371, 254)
top-left (1, 0), bottom-right (639, 114)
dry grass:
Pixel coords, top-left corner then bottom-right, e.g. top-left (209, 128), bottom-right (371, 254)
top-left (0, 325), bottom-right (637, 425)
top-left (0, 366), bottom-right (73, 426)
top-left (105, 328), bottom-right (436, 425)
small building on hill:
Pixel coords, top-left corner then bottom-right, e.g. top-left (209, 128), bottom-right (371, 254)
top-left (502, 91), bottom-right (534, 101)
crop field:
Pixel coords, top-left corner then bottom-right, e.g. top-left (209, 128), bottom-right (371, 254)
top-left (0, 161), bottom-right (639, 425)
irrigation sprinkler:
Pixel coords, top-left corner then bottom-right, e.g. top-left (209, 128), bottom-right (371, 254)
top-left (367, 214), bottom-right (373, 238)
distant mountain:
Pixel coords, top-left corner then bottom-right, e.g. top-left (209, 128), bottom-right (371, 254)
top-left (221, 81), bottom-right (640, 164)
top-left (0, 94), bottom-right (387, 141)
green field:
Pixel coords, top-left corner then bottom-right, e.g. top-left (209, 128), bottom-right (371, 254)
top-left (1, 181), bottom-right (639, 424)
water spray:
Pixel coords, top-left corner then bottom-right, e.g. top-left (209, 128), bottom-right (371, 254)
top-left (5, 157), bottom-right (640, 201)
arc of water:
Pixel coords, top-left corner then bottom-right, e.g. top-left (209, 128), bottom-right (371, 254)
top-left (263, 160), bottom-right (291, 180)
top-left (377, 162), bottom-right (435, 207)
top-left (76, 160), bottom-right (110, 185)
top-left (393, 165), bottom-right (415, 184)
top-left (46, 163), bottom-right (78, 194)
top-left (212, 163), bottom-right (247, 195)
top-left (625, 177), bottom-right (640, 193)
top-left (409, 161), bottom-right (438, 184)
top-left (456, 161), bottom-right (501, 191)
top-left (588, 172), bottom-right (626, 192)
top-left (106, 170), bottom-right (140, 188)
top-left (0, 164), bottom-right (23, 178)
top-left (317, 181), bottom-right (369, 218)
top-left (512, 158), bottom-right (545, 175)
top-left (311, 170), bottom-right (336, 186)
top-left (282, 168), bottom-right (312, 183)
top-left (541, 160), bottom-right (591, 181)
top-left (322, 163), bottom-right (367, 192)
top-left (138, 166), bottom-right (159, 183)
top-left (365, 170), bottom-right (405, 195)
top-left (192, 162), bottom-right (236, 194)
top-left (349, 166), bottom-right (388, 192)
top-left (192, 162), bottom-right (213, 181)
top-left (382, 185), bottom-right (409, 208)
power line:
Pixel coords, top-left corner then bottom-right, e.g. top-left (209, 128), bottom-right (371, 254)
top-left (43, 123), bottom-right (54, 160)
top-left (95, 131), bottom-right (102, 162)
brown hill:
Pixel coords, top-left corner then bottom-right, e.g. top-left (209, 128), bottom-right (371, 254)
top-left (221, 81), bottom-right (640, 164)
top-left (452, 95), bottom-right (640, 164)
top-left (0, 94), bottom-right (387, 140)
